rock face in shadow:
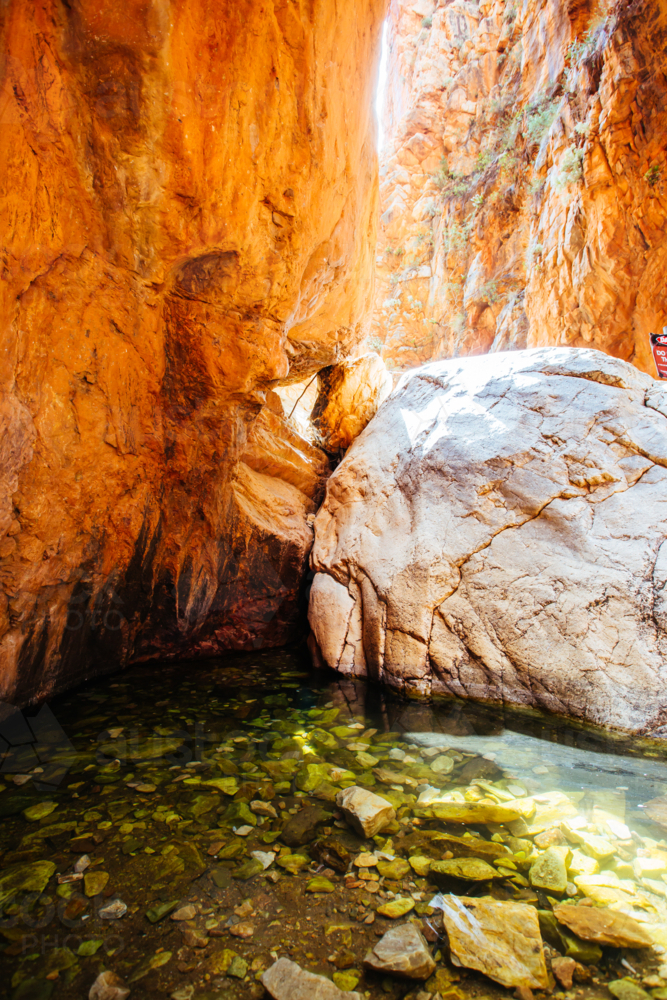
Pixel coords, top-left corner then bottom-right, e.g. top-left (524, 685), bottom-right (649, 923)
top-left (309, 347), bottom-right (667, 734)
top-left (371, 0), bottom-right (667, 373)
top-left (0, 0), bottom-right (384, 704)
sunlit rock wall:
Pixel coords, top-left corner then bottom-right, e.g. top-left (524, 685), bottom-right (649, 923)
top-left (371, 0), bottom-right (667, 373)
top-left (0, 0), bottom-right (385, 704)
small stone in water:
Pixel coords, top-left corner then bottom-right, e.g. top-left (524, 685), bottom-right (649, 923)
top-left (235, 825), bottom-right (254, 836)
top-left (146, 899), bottom-right (180, 923)
top-left (333, 970), bottom-right (361, 991)
top-left (430, 755), bottom-right (454, 775)
top-left (551, 956), bottom-right (576, 989)
top-left (99, 898), bottom-right (127, 920)
top-left (377, 858), bottom-right (410, 880)
top-left (229, 919), bottom-right (254, 938)
top-left (250, 850), bottom-right (275, 869)
top-left (376, 897), bottom-right (415, 919)
top-left (23, 800), bottom-right (58, 822)
top-left (388, 748), bottom-right (406, 761)
top-left (227, 955), bottom-right (248, 978)
top-left (84, 870), bottom-right (110, 897)
top-left (171, 904), bottom-right (197, 921)
top-left (234, 858), bottom-right (264, 880)
top-left (89, 970), bottom-right (130, 1000)
top-left (74, 855), bottom-right (91, 873)
top-left (306, 876), bottom-right (335, 893)
top-left (608, 980), bottom-right (652, 1000)
top-left (364, 922), bottom-right (436, 979)
top-left (533, 765), bottom-right (549, 774)
top-left (529, 848), bottom-right (567, 893)
top-left (354, 853), bottom-right (378, 868)
top-left (128, 950), bottom-right (173, 982)
top-left (336, 786), bottom-right (396, 838)
top-left (250, 799), bottom-right (278, 818)
top-left (262, 957), bottom-right (363, 999)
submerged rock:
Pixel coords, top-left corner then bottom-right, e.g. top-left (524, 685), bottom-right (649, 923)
top-left (430, 858), bottom-right (503, 884)
top-left (336, 786), bottom-right (396, 837)
top-left (262, 957), bottom-right (364, 999)
top-left (553, 904), bottom-right (653, 948)
top-left (529, 848), bottom-right (568, 893)
top-left (363, 922), bottom-right (436, 979)
top-left (436, 895), bottom-right (549, 989)
top-left (88, 971), bottom-right (130, 1000)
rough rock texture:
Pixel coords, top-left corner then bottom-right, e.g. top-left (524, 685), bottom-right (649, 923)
top-left (309, 347), bottom-right (667, 733)
top-left (0, 0), bottom-right (384, 704)
top-left (262, 957), bottom-right (363, 1000)
top-left (311, 353), bottom-right (394, 452)
top-left (370, 0), bottom-right (667, 372)
top-left (436, 895), bottom-right (549, 989)
top-left (363, 922), bottom-right (436, 979)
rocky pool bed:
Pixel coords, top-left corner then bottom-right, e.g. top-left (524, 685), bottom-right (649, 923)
top-left (3, 650), bottom-right (667, 1000)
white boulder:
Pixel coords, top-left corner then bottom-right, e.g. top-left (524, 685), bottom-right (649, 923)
top-left (309, 348), bottom-right (667, 733)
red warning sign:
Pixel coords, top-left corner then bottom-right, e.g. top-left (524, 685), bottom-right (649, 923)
top-left (650, 332), bottom-right (667, 380)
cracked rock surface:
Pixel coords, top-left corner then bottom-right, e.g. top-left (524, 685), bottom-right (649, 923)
top-left (308, 347), bottom-right (667, 733)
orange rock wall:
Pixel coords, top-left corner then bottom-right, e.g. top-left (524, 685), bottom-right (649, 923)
top-left (372, 0), bottom-right (667, 373)
top-left (0, 0), bottom-right (385, 703)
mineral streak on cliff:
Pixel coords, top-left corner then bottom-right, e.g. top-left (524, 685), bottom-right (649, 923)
top-left (371, 0), bottom-right (667, 372)
top-left (0, 0), bottom-right (385, 704)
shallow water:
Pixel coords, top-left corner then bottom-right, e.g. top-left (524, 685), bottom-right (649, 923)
top-left (3, 646), bottom-right (667, 1000)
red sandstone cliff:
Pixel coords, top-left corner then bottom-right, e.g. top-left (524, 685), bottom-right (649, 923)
top-left (0, 0), bottom-right (384, 703)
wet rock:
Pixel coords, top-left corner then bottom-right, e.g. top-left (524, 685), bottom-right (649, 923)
top-left (262, 957), bottom-right (363, 999)
top-left (276, 854), bottom-right (310, 873)
top-left (431, 857), bottom-right (504, 885)
top-left (332, 970), bottom-right (361, 991)
top-left (84, 871), bottom-right (110, 897)
top-left (551, 956), bottom-right (576, 989)
top-left (430, 755), bottom-right (454, 775)
top-left (312, 838), bottom-right (351, 873)
top-left (146, 899), bottom-right (180, 923)
top-left (128, 950), bottom-right (173, 982)
top-left (364, 922), bottom-right (436, 979)
top-left (282, 805), bottom-right (330, 846)
top-left (250, 850), bottom-right (275, 869)
top-left (553, 904), bottom-right (653, 948)
top-left (99, 898), bottom-right (128, 920)
top-left (306, 876), bottom-right (336, 892)
top-left (418, 802), bottom-right (520, 824)
top-left (250, 800), bottom-right (278, 818)
top-left (436, 895), bottom-right (549, 989)
top-left (171, 905), bottom-right (197, 921)
top-left (644, 796), bottom-right (667, 830)
top-left (377, 858), bottom-right (410, 879)
top-left (227, 955), bottom-right (248, 978)
top-left (608, 980), bottom-right (652, 1000)
top-left (336, 786), bottom-right (396, 837)
top-left (89, 971), bottom-right (130, 1000)
top-left (377, 897), bottom-right (415, 918)
top-left (537, 910), bottom-right (602, 964)
top-left (0, 860), bottom-right (56, 907)
top-left (229, 920), bottom-right (254, 938)
top-left (234, 858), bottom-right (264, 879)
top-left (529, 849), bottom-right (568, 893)
top-left (23, 801), bottom-right (58, 822)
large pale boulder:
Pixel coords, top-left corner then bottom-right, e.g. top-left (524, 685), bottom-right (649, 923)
top-left (309, 348), bottom-right (667, 734)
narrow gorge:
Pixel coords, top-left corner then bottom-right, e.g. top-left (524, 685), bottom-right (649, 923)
top-left (3, 4), bottom-right (667, 998)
